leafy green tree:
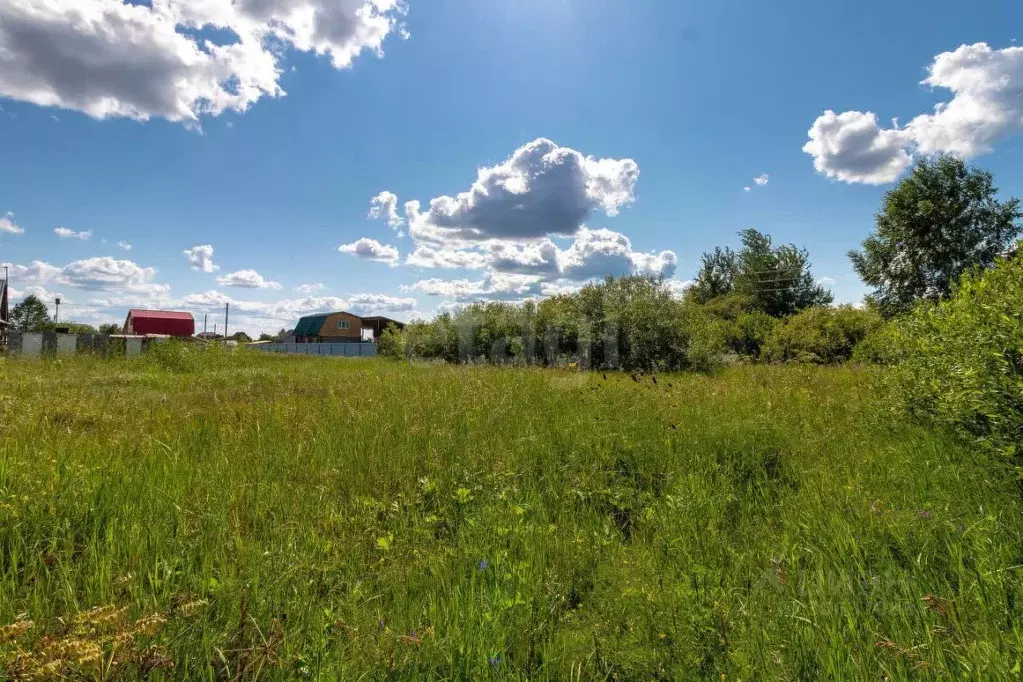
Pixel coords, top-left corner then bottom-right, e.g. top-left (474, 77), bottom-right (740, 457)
top-left (99, 323), bottom-right (122, 335)
top-left (258, 333), bottom-right (274, 342)
top-left (689, 247), bottom-right (736, 303)
top-left (692, 229), bottom-right (832, 317)
top-left (732, 228), bottom-right (833, 317)
top-left (10, 294), bottom-right (52, 332)
top-left (851, 155), bottom-right (1022, 317)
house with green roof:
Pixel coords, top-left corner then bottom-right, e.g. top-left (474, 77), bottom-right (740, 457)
top-left (293, 311), bottom-right (364, 343)
top-left (292, 311), bottom-right (406, 343)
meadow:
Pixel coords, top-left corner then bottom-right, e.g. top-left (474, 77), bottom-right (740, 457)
top-left (1, 349), bottom-right (1022, 680)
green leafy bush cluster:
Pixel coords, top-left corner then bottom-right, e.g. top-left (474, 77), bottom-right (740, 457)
top-left (761, 306), bottom-right (883, 364)
top-left (885, 253), bottom-right (1023, 458)
top-left (380, 276), bottom-right (722, 372)
top-left (380, 278), bottom-right (892, 369)
top-left (702, 295), bottom-right (778, 359)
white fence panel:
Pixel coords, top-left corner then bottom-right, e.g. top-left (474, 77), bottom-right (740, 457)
top-left (19, 333), bottom-right (43, 357)
top-left (56, 334), bottom-right (77, 356)
top-left (125, 338), bottom-right (143, 357)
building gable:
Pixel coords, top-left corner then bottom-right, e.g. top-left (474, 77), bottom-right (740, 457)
top-left (317, 312), bottom-right (363, 339)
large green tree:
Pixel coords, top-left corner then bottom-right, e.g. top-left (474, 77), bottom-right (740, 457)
top-left (10, 294), bottom-right (52, 332)
top-left (850, 155), bottom-right (1022, 317)
top-left (98, 323), bottom-right (122, 335)
top-left (691, 228), bottom-right (832, 317)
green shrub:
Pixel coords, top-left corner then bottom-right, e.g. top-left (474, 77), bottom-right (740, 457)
top-left (377, 324), bottom-right (404, 358)
top-left (850, 322), bottom-right (898, 364)
top-left (888, 253), bottom-right (1023, 457)
top-left (720, 311), bottom-right (777, 358)
top-left (762, 306), bottom-right (883, 364)
top-left (698, 292), bottom-right (755, 321)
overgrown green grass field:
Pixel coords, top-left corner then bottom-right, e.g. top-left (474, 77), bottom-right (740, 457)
top-left (1, 350), bottom-right (1022, 679)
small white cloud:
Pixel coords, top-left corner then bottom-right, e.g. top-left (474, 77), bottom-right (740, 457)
top-left (116, 241), bottom-right (132, 251)
top-left (54, 226), bottom-right (92, 240)
top-left (183, 245), bottom-right (219, 272)
top-left (217, 269), bottom-right (282, 289)
top-left (406, 245), bottom-right (490, 270)
top-left (754, 173), bottom-right (769, 186)
top-left (0, 211), bottom-right (23, 234)
top-left (338, 237), bottom-right (400, 265)
top-left (817, 276), bottom-right (837, 286)
top-left (368, 191), bottom-right (405, 229)
top-left (294, 282), bottom-right (324, 294)
top-left (348, 293), bottom-right (416, 313)
top-left (663, 279), bottom-right (694, 299)
top-left (743, 186), bottom-right (751, 192)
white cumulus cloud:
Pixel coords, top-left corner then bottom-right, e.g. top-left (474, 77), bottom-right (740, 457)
top-left (803, 110), bottom-right (913, 185)
top-left (116, 240), bottom-right (132, 251)
top-left (4, 256), bottom-right (170, 297)
top-left (557, 227), bottom-right (677, 281)
top-left (61, 256), bottom-right (168, 294)
top-left (0, 0), bottom-right (407, 124)
top-left (294, 282), bottom-right (324, 294)
top-left (754, 173), bottom-right (769, 186)
top-left (405, 228), bottom-right (676, 283)
top-left (368, 190), bottom-right (404, 229)
top-left (54, 226), bottom-right (92, 239)
top-left (404, 273), bottom-right (543, 302)
top-left (0, 212), bottom-right (24, 234)
top-left (406, 138), bottom-right (639, 245)
top-left (385, 138), bottom-right (678, 307)
top-left (805, 43), bottom-right (1023, 184)
top-left (406, 245), bottom-right (490, 270)
top-left (348, 293), bottom-right (416, 313)
top-left (183, 244), bottom-right (218, 272)
top-left (216, 269), bottom-right (282, 289)
top-left (338, 237), bottom-right (399, 265)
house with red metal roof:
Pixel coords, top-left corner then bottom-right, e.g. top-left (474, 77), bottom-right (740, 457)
top-left (123, 309), bottom-right (195, 337)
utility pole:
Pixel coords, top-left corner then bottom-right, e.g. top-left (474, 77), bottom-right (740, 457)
top-left (224, 303), bottom-right (229, 339)
top-left (54, 297), bottom-right (61, 324)
top-left (203, 313), bottom-right (208, 336)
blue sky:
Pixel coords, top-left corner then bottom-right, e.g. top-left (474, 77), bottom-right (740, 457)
top-left (1, 0), bottom-right (1021, 335)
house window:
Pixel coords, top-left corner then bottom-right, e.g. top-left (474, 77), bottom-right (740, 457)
top-left (337, 320), bottom-right (350, 330)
